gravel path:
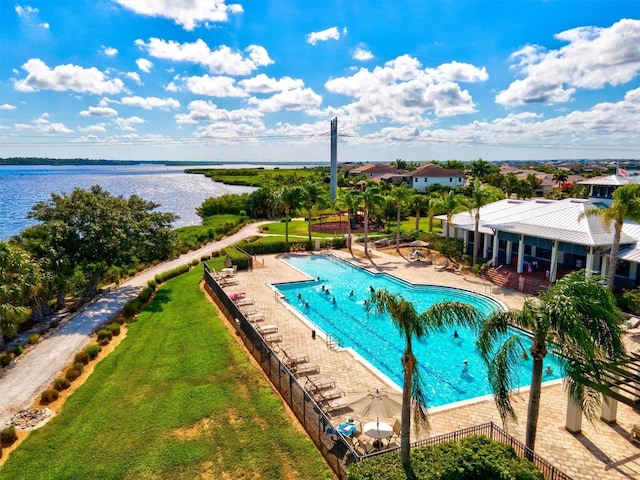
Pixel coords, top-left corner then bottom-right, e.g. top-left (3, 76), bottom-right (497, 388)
top-left (0, 222), bottom-right (269, 428)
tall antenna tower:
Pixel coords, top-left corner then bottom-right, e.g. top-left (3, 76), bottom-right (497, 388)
top-left (330, 117), bottom-right (338, 199)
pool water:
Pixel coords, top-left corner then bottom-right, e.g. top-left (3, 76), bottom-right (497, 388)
top-left (275, 255), bottom-right (563, 408)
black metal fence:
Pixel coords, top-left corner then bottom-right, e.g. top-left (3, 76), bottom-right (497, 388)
top-left (202, 263), bottom-right (571, 480)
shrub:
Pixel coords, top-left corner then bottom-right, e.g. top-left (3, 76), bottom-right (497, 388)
top-left (53, 377), bottom-right (71, 391)
top-left (106, 322), bottom-right (121, 336)
top-left (27, 333), bottom-right (41, 345)
top-left (49, 320), bottom-right (60, 329)
top-left (84, 344), bottom-right (101, 359)
top-left (40, 389), bottom-right (59, 405)
top-left (0, 426), bottom-right (18, 447)
top-left (1, 353), bottom-right (13, 367)
top-left (65, 365), bottom-right (82, 382)
top-left (97, 329), bottom-right (112, 346)
top-left (74, 351), bottom-right (91, 365)
top-left (191, 258), bottom-right (199, 267)
top-left (147, 279), bottom-right (157, 290)
top-left (13, 345), bottom-right (24, 356)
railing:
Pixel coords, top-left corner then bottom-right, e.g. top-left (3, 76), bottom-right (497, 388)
top-left (202, 264), bottom-right (570, 480)
top-left (358, 422), bottom-right (572, 480)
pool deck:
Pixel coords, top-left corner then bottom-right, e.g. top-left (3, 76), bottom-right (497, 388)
top-left (224, 246), bottom-right (640, 480)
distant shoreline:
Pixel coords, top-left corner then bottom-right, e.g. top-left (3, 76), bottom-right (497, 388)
top-left (0, 158), bottom-right (329, 167)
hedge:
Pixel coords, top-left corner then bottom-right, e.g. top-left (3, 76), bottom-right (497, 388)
top-left (238, 236), bottom-right (347, 256)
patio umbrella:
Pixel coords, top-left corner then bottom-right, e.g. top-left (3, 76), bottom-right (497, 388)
top-left (224, 253), bottom-right (233, 268)
top-left (347, 388), bottom-right (403, 420)
top-left (407, 240), bottom-right (429, 248)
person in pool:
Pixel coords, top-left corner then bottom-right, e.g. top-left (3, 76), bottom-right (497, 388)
top-left (545, 365), bottom-right (554, 375)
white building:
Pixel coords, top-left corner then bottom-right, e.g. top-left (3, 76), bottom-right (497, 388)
top-left (406, 164), bottom-right (466, 192)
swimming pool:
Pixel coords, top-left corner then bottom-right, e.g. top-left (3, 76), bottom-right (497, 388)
top-left (275, 254), bottom-right (563, 408)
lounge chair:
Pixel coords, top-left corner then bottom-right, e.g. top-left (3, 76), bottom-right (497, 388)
top-left (217, 276), bottom-right (239, 287)
top-left (624, 317), bottom-right (640, 336)
top-left (257, 324), bottom-right (278, 335)
top-left (247, 313), bottom-right (265, 323)
top-left (235, 298), bottom-right (254, 307)
top-left (631, 424), bottom-right (640, 445)
top-left (228, 291), bottom-right (246, 301)
top-left (434, 260), bottom-right (449, 271)
top-left (281, 349), bottom-right (310, 366)
top-left (291, 361), bottom-right (320, 377)
top-left (322, 396), bottom-right (350, 416)
top-left (313, 387), bottom-right (345, 403)
top-left (304, 376), bottom-right (336, 392)
top-left (388, 417), bottom-right (401, 446)
top-left (263, 333), bottom-right (282, 344)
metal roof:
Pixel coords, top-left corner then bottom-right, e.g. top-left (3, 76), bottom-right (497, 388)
top-left (578, 174), bottom-right (640, 186)
top-left (443, 198), bottom-right (638, 247)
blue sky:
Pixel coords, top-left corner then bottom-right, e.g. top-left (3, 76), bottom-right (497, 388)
top-left (1, 0), bottom-right (640, 163)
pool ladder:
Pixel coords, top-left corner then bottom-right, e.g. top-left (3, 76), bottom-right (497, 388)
top-left (326, 334), bottom-right (342, 351)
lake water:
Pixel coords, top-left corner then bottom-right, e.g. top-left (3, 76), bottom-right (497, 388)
top-left (0, 164), bottom-right (262, 240)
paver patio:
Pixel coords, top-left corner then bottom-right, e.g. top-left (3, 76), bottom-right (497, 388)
top-left (220, 245), bottom-right (640, 480)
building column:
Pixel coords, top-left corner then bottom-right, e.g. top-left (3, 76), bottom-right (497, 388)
top-left (601, 394), bottom-right (619, 425)
top-left (549, 240), bottom-right (560, 283)
top-left (483, 233), bottom-right (490, 259)
top-left (463, 230), bottom-right (469, 254)
top-left (565, 395), bottom-right (583, 434)
top-left (600, 255), bottom-right (609, 278)
top-left (585, 246), bottom-right (595, 277)
top-left (517, 235), bottom-right (525, 274)
top-left (492, 232), bottom-right (499, 266)
top-left (505, 241), bottom-right (513, 265)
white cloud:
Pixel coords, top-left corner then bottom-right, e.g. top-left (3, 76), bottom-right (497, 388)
top-left (248, 88), bottom-right (322, 112)
top-left (78, 123), bottom-right (107, 133)
top-left (114, 0), bottom-right (243, 31)
top-left (114, 116), bottom-right (144, 131)
top-left (178, 75), bottom-right (246, 97)
top-left (101, 46), bottom-right (118, 57)
top-left (238, 74), bottom-right (304, 94)
top-left (126, 72), bottom-right (142, 84)
top-left (39, 22), bottom-right (49, 29)
top-left (31, 113), bottom-right (74, 134)
top-left (120, 96), bottom-right (180, 109)
top-left (135, 38), bottom-right (273, 75)
top-left (307, 26), bottom-right (341, 46)
top-left (175, 100), bottom-right (264, 124)
top-left (324, 54), bottom-right (486, 123)
top-left (497, 18), bottom-right (640, 107)
top-left (136, 58), bottom-right (153, 73)
top-left (15, 5), bottom-right (38, 17)
top-left (14, 59), bottom-right (126, 95)
top-left (0, 104), bottom-right (17, 110)
top-left (80, 106), bottom-right (118, 117)
top-left (353, 48), bottom-right (373, 61)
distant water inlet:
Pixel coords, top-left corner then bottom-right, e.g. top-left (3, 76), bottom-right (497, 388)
top-left (275, 255), bottom-right (563, 408)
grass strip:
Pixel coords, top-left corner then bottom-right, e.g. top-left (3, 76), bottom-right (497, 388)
top-left (0, 265), bottom-right (333, 480)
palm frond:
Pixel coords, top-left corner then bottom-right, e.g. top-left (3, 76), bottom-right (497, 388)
top-left (485, 336), bottom-right (526, 425)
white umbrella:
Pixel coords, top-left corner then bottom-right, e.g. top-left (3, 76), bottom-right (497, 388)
top-left (347, 388), bottom-right (403, 420)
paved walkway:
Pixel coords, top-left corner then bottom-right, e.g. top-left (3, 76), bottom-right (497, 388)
top-left (0, 222), bottom-right (269, 428)
top-left (219, 245), bottom-right (640, 480)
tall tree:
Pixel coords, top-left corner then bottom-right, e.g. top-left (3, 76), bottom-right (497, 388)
top-left (301, 182), bottom-right (326, 243)
top-left (389, 183), bottom-right (415, 252)
top-left (468, 158), bottom-right (499, 182)
top-left (337, 188), bottom-right (360, 253)
top-left (0, 242), bottom-right (40, 350)
top-left (275, 185), bottom-right (303, 244)
top-left (552, 169), bottom-right (569, 187)
top-left (357, 182), bottom-right (384, 257)
top-left (581, 184), bottom-right (640, 289)
top-left (410, 193), bottom-right (430, 231)
top-left (28, 186), bottom-right (177, 299)
top-left (365, 290), bottom-right (481, 468)
top-left (433, 190), bottom-right (466, 239)
top-left (465, 179), bottom-right (503, 266)
top-left (477, 271), bottom-right (626, 452)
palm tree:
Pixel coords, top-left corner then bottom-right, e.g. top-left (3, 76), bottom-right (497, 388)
top-left (357, 182), bottom-right (384, 257)
top-left (337, 188), bottom-right (360, 253)
top-left (433, 190), bottom-right (465, 239)
top-left (365, 289), bottom-right (481, 467)
top-left (389, 183), bottom-right (415, 252)
top-left (0, 242), bottom-right (40, 350)
top-left (552, 169), bottom-right (569, 187)
top-left (275, 185), bottom-right (303, 244)
top-left (301, 182), bottom-right (325, 244)
top-left (465, 179), bottom-right (502, 266)
top-left (410, 193), bottom-right (430, 231)
top-left (580, 184), bottom-right (640, 289)
top-left (477, 271), bottom-right (626, 452)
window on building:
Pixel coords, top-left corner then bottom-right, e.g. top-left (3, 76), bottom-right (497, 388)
top-left (616, 260), bottom-right (631, 277)
top-left (449, 177), bottom-right (452, 182)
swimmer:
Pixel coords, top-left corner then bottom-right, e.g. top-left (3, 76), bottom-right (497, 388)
top-left (369, 286), bottom-right (375, 293)
top-left (325, 289), bottom-right (330, 295)
top-left (545, 365), bottom-right (554, 375)
top-left (304, 301), bottom-right (310, 308)
top-left (349, 290), bottom-right (354, 297)
top-left (321, 285), bottom-right (325, 291)
top-left (462, 359), bottom-right (469, 372)
top-left (297, 292), bottom-right (302, 299)
top-left (332, 297), bottom-right (336, 304)
top-left (453, 330), bottom-right (459, 339)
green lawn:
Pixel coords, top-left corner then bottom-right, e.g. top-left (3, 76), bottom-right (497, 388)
top-left (260, 220), bottom-right (338, 239)
top-left (0, 266), bottom-right (333, 480)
